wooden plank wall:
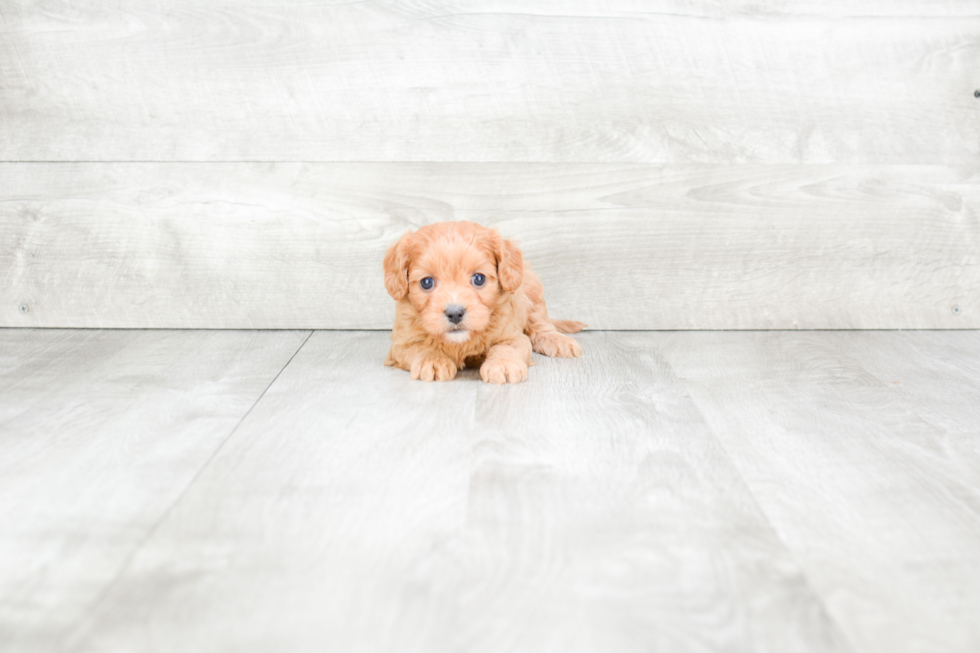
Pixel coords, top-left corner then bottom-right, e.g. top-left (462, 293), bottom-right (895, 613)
top-left (1, 1), bottom-right (978, 329)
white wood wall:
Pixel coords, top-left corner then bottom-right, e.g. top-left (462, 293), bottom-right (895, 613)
top-left (2, 1), bottom-right (978, 329)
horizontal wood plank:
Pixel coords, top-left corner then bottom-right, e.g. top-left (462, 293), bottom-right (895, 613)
top-left (2, 162), bottom-right (977, 329)
top-left (0, 328), bottom-right (310, 652)
top-left (64, 331), bottom-right (849, 653)
top-left (1, 1), bottom-right (977, 163)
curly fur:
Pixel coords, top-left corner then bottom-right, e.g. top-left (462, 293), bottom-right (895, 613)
top-left (383, 221), bottom-right (585, 384)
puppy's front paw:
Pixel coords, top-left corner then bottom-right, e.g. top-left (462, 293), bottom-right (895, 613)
top-left (411, 352), bottom-right (457, 382)
top-left (532, 333), bottom-right (583, 358)
top-left (480, 357), bottom-right (528, 384)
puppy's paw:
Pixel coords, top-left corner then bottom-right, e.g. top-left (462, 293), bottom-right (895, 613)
top-left (480, 357), bottom-right (528, 385)
top-left (411, 352), bottom-right (457, 382)
top-left (532, 332), bottom-right (583, 358)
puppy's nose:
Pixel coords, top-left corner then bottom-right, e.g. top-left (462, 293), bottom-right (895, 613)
top-left (444, 304), bottom-right (466, 325)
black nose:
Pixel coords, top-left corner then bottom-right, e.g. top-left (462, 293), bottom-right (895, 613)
top-left (444, 305), bottom-right (466, 324)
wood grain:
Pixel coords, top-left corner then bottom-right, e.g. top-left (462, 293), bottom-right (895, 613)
top-left (1, 2), bottom-right (977, 163)
top-left (0, 328), bottom-right (310, 653)
top-left (65, 331), bottom-right (848, 653)
top-left (659, 330), bottom-right (980, 653)
top-left (2, 162), bottom-right (976, 329)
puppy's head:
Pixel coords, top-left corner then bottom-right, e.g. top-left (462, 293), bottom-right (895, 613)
top-left (383, 221), bottom-right (523, 343)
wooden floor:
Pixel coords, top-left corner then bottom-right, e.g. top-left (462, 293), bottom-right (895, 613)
top-left (1, 329), bottom-right (978, 653)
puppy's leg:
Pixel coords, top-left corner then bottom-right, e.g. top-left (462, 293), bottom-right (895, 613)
top-left (411, 350), bottom-right (457, 382)
top-left (480, 335), bottom-right (532, 384)
top-left (388, 343), bottom-right (457, 381)
top-left (519, 269), bottom-right (584, 358)
top-left (525, 306), bottom-right (583, 359)
top-left (529, 327), bottom-right (582, 358)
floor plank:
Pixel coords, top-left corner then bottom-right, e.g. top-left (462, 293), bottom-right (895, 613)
top-left (659, 330), bottom-right (980, 653)
top-left (65, 331), bottom-right (848, 653)
top-left (443, 332), bottom-right (847, 653)
top-left (6, 329), bottom-right (978, 652)
top-left (0, 329), bottom-right (310, 653)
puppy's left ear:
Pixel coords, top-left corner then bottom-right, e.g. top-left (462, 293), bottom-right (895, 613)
top-left (383, 231), bottom-right (413, 300)
top-left (491, 229), bottom-right (524, 293)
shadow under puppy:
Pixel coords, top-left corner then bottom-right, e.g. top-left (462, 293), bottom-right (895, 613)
top-left (383, 221), bottom-right (585, 384)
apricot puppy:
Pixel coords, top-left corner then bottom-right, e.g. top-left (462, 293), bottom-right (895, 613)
top-left (383, 221), bottom-right (585, 384)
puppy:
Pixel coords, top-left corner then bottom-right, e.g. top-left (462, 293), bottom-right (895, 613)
top-left (383, 221), bottom-right (585, 384)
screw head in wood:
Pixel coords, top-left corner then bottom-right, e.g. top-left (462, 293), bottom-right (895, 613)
top-left (18, 304), bottom-right (29, 314)
top-left (952, 305), bottom-right (962, 315)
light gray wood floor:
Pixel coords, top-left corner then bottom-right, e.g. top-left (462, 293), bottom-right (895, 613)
top-left (1, 329), bottom-right (978, 653)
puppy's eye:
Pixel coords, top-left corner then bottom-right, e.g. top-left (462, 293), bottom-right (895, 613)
top-left (420, 277), bottom-right (434, 290)
top-left (472, 273), bottom-right (486, 287)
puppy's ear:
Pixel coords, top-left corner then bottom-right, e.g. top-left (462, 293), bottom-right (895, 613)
top-left (383, 231), bottom-right (413, 300)
top-left (491, 229), bottom-right (524, 293)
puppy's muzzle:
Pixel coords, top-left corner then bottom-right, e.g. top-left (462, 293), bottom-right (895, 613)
top-left (444, 304), bottom-right (466, 325)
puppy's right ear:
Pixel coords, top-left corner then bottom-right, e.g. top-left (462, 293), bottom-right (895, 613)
top-left (383, 231), bottom-right (413, 300)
